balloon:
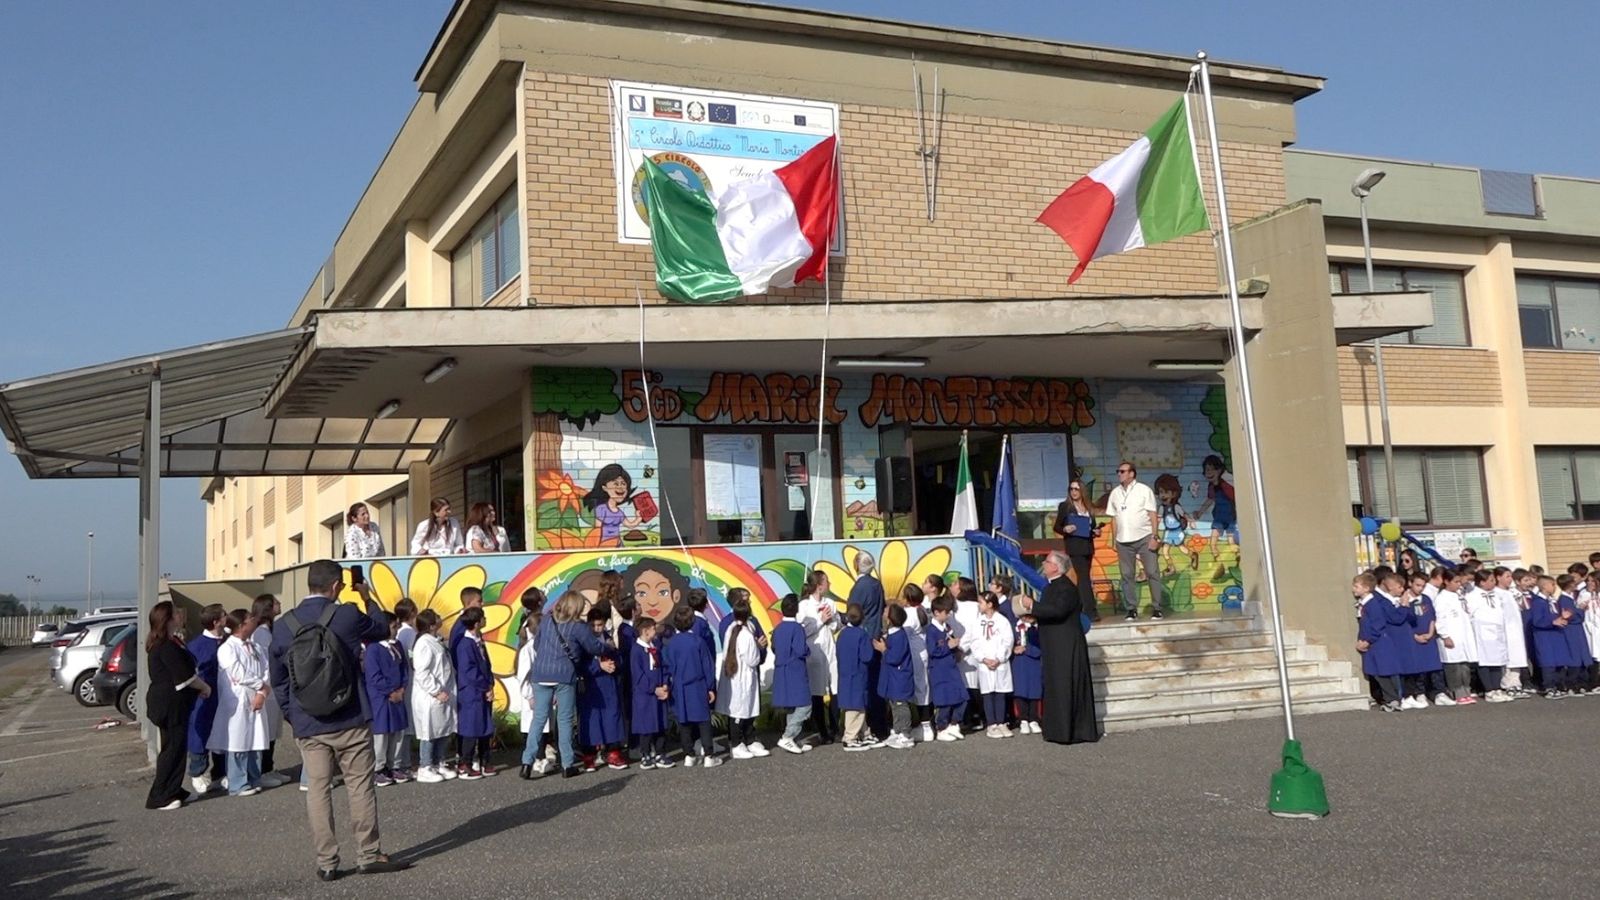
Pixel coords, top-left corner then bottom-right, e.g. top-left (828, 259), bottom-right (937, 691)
top-left (1351, 517), bottom-right (1364, 537)
top-left (1379, 522), bottom-right (1402, 542)
top-left (1359, 516), bottom-right (1379, 536)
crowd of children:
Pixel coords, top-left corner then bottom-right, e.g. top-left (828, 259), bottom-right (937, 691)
top-left (1352, 551), bottom-right (1600, 711)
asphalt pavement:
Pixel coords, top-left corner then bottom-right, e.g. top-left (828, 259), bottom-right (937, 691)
top-left (1, 647), bottom-right (1595, 899)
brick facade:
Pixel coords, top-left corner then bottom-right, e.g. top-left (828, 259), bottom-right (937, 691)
top-left (1542, 524), bottom-right (1600, 570)
top-left (1338, 345), bottom-right (1502, 406)
top-left (1523, 350), bottom-right (1600, 408)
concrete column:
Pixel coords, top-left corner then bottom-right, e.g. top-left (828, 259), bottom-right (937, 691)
top-left (407, 461), bottom-right (433, 545)
top-left (1227, 200), bottom-right (1358, 664)
top-left (1474, 235), bottom-right (1544, 565)
top-left (404, 219), bottom-right (451, 308)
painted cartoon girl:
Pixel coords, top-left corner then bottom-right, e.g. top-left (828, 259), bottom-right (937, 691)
top-left (620, 557), bottom-right (690, 626)
top-left (583, 464), bottom-right (643, 545)
top-left (1153, 473), bottom-right (1191, 575)
top-left (1194, 454), bottom-right (1238, 557)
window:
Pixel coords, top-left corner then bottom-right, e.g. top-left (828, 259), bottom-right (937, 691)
top-left (1534, 448), bottom-right (1600, 522)
top-left (1517, 275), bottom-right (1600, 350)
top-left (463, 450), bottom-right (524, 551)
top-left (1347, 447), bottom-right (1487, 527)
top-left (1330, 264), bottom-right (1468, 346)
top-left (451, 189), bottom-right (520, 306)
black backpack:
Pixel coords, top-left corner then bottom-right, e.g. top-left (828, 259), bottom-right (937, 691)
top-left (286, 604), bottom-right (357, 717)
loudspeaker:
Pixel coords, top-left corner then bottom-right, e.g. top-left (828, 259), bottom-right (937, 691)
top-left (875, 456), bottom-right (914, 513)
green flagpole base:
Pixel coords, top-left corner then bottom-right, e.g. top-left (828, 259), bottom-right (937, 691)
top-left (1267, 738), bottom-right (1329, 819)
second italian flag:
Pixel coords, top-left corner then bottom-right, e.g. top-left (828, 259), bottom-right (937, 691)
top-left (1037, 99), bottom-right (1210, 283)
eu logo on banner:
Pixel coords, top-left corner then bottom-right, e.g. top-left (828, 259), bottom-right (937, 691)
top-left (708, 102), bottom-right (736, 124)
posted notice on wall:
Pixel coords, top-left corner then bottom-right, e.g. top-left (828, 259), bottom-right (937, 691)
top-left (1012, 432), bottom-right (1070, 511)
top-left (610, 80), bottom-right (841, 244)
top-left (703, 434), bottom-right (763, 520)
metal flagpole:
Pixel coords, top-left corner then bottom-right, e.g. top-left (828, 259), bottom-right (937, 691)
top-left (1195, 52), bottom-right (1328, 817)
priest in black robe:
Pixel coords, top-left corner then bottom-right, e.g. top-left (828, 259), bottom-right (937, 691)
top-left (1032, 550), bottom-right (1100, 744)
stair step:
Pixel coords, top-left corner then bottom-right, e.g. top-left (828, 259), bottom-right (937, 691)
top-left (1085, 615), bottom-right (1258, 639)
top-left (1089, 630), bottom-right (1295, 658)
top-left (1102, 692), bottom-right (1372, 732)
top-left (1098, 675), bottom-right (1352, 713)
top-left (1098, 660), bottom-right (1330, 694)
top-left (1090, 645), bottom-right (1325, 676)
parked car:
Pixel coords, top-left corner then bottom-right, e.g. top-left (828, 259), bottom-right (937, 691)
top-left (89, 606), bottom-right (137, 617)
top-left (92, 624), bottom-right (138, 719)
top-left (31, 622), bottom-right (61, 646)
top-left (47, 613), bottom-right (138, 671)
top-left (50, 616), bottom-right (137, 706)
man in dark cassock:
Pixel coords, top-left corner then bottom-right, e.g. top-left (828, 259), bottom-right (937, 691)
top-left (1031, 550), bottom-right (1100, 745)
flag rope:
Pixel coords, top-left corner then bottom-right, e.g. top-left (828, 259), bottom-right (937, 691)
top-left (635, 285), bottom-right (702, 587)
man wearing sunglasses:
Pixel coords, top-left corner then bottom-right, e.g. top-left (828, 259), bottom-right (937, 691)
top-left (1105, 462), bottom-right (1165, 621)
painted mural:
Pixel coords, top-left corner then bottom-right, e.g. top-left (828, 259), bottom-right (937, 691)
top-left (335, 537), bottom-right (961, 715)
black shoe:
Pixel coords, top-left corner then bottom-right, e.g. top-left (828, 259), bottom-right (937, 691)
top-left (316, 868), bottom-right (343, 883)
top-left (518, 764), bottom-right (532, 780)
top-left (562, 766), bottom-right (583, 779)
top-left (1152, 609), bottom-right (1164, 620)
top-left (357, 857), bottom-right (412, 875)
top-left (1124, 612), bottom-right (1137, 621)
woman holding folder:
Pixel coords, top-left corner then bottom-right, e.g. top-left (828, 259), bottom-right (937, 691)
top-left (1053, 480), bottom-right (1101, 622)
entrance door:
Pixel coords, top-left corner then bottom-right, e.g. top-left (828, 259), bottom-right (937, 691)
top-left (909, 429), bottom-right (1004, 535)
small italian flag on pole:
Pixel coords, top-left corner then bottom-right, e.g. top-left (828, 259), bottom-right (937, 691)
top-left (950, 430), bottom-right (979, 534)
top-left (641, 135), bottom-right (839, 303)
top-left (1036, 98), bottom-right (1210, 283)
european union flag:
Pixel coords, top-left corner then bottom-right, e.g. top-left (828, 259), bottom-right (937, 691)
top-left (709, 103), bottom-right (736, 124)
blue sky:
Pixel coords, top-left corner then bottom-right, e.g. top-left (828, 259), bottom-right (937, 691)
top-left (1, 0), bottom-right (1593, 603)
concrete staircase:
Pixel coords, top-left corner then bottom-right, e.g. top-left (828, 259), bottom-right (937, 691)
top-left (1086, 611), bottom-right (1368, 733)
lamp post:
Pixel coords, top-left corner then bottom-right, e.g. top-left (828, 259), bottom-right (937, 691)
top-left (26, 574), bottom-right (41, 613)
top-left (1353, 168), bottom-right (1399, 548)
top-left (86, 531), bottom-right (95, 608)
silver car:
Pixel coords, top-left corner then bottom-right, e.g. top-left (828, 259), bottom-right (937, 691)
top-left (50, 616), bottom-right (137, 706)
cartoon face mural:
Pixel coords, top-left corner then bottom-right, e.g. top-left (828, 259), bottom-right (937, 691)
top-left (619, 557), bottom-right (689, 623)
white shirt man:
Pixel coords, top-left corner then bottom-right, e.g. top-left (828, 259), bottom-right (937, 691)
top-left (1104, 462), bottom-right (1165, 621)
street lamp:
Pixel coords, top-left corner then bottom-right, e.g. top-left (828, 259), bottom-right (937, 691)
top-left (26, 574), bottom-right (41, 612)
top-left (1353, 168), bottom-right (1400, 542)
top-left (86, 531), bottom-right (95, 608)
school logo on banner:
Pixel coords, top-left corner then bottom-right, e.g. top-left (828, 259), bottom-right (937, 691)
top-left (630, 152), bottom-right (712, 221)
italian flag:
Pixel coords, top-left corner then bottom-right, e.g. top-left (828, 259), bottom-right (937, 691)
top-left (950, 431), bottom-right (978, 534)
top-left (641, 136), bottom-right (839, 303)
top-left (1037, 98), bottom-right (1210, 283)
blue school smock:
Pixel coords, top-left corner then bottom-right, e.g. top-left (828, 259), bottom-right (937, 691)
top-left (997, 598), bottom-right (1019, 627)
top-left (1559, 595), bottom-right (1590, 667)
top-left (835, 625), bottom-right (874, 712)
top-left (1407, 596), bottom-right (1443, 674)
top-left (580, 638), bottom-right (626, 746)
top-left (628, 641), bottom-right (668, 736)
top-left (691, 614), bottom-right (718, 663)
top-left (1358, 592), bottom-right (1412, 678)
top-left (1010, 623), bottom-right (1043, 700)
top-left (186, 632), bottom-right (224, 754)
top-left (925, 622), bottom-right (967, 706)
top-left (1527, 594), bottom-right (1572, 669)
top-left (877, 629), bottom-right (914, 702)
top-left (663, 631), bottom-right (713, 724)
top-left (770, 620), bottom-right (811, 709)
top-left (616, 621), bottom-right (637, 688)
top-left (453, 634), bottom-right (495, 739)
top-left (362, 641), bottom-right (411, 735)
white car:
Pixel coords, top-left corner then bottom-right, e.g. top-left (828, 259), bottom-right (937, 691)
top-left (49, 617), bottom-right (137, 706)
top-left (31, 622), bottom-right (62, 646)
top-left (88, 606), bottom-right (137, 617)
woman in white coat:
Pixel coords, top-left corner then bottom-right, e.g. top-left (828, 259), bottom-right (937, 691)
top-left (410, 497), bottom-right (465, 556)
top-left (246, 595), bottom-right (288, 788)
top-left (207, 612), bottom-right (272, 797)
top-left (1466, 572), bottom-right (1511, 701)
top-left (897, 584), bottom-right (933, 742)
top-left (717, 602), bottom-right (767, 760)
top-left (410, 610), bottom-right (458, 782)
top-left (1432, 572), bottom-right (1478, 703)
top-left (798, 570), bottom-right (841, 744)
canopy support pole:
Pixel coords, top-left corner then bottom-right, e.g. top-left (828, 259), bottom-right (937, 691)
top-left (138, 369), bottom-right (162, 762)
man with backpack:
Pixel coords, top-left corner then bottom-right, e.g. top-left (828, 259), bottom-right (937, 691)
top-left (268, 559), bottom-right (411, 882)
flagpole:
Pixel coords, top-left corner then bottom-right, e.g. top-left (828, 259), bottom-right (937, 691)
top-left (1195, 52), bottom-right (1328, 818)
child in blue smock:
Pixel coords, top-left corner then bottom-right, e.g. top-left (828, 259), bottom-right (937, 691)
top-left (629, 616), bottom-right (672, 770)
top-left (364, 617), bottom-right (412, 786)
top-left (1528, 576), bottom-right (1573, 697)
top-left (874, 604), bottom-right (915, 750)
top-left (835, 603), bottom-right (876, 751)
top-left (1402, 573), bottom-right (1446, 709)
top-left (453, 607), bottom-right (495, 778)
top-left (1010, 612), bottom-right (1043, 733)
top-left (1556, 576), bottom-right (1590, 696)
top-left (579, 605), bottom-right (628, 771)
top-left (663, 605), bottom-right (719, 768)
top-left (771, 593), bottom-right (812, 755)
top-left (926, 595), bottom-right (968, 740)
top-left (1356, 572), bottom-right (1413, 711)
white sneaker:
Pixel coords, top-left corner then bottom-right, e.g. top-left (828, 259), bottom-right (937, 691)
top-left (936, 726), bottom-right (959, 742)
top-left (158, 798), bottom-right (182, 811)
top-left (951, 726), bottom-right (965, 741)
top-left (530, 759), bottom-right (553, 776)
top-left (190, 775), bottom-right (212, 795)
top-left (700, 754), bottom-right (723, 768)
top-left (777, 737), bottom-right (805, 755)
top-left (235, 786), bottom-right (261, 797)
top-left (1399, 696), bottom-right (1421, 710)
top-left (1027, 721), bottom-right (1042, 734)
top-left (1433, 694), bottom-right (1456, 707)
top-left (439, 765), bottom-right (460, 780)
top-left (918, 723), bottom-right (935, 743)
top-left (258, 772), bottom-right (289, 789)
top-left (746, 741), bottom-right (770, 758)
top-left (730, 744), bottom-right (753, 760)
top-left (682, 754), bottom-right (698, 767)
top-left (415, 767), bottom-right (444, 784)
top-left (1487, 691), bottom-right (1513, 703)
top-left (887, 734), bottom-right (915, 750)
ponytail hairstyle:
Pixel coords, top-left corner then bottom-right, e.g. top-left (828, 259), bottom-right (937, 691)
top-left (722, 601), bottom-right (751, 678)
top-left (924, 574), bottom-right (949, 603)
top-left (520, 587), bottom-right (547, 641)
top-left (802, 569), bottom-right (828, 601)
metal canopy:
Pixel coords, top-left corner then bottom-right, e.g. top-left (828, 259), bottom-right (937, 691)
top-left (0, 327), bottom-right (449, 479)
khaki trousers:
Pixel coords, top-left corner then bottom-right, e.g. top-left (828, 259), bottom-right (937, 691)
top-left (299, 726), bottom-right (382, 870)
top-left (842, 709), bottom-right (866, 743)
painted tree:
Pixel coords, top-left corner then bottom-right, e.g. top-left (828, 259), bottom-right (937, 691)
top-left (530, 368), bottom-right (623, 548)
top-left (1200, 384), bottom-right (1232, 470)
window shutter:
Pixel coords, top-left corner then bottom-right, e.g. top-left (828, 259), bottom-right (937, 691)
top-left (1535, 450), bottom-right (1576, 521)
top-left (1328, 265), bottom-right (1344, 295)
top-left (476, 219), bottom-right (498, 303)
top-left (1368, 451), bottom-right (1428, 523)
top-left (497, 198), bottom-right (520, 290)
top-left (1403, 269), bottom-right (1468, 346)
top-left (1555, 280), bottom-right (1600, 350)
top-left (1346, 450), bottom-right (1363, 509)
top-left (1424, 450), bottom-right (1485, 526)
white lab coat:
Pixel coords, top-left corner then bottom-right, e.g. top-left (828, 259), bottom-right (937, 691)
top-left (903, 601), bottom-right (931, 705)
top-left (1581, 590), bottom-right (1600, 662)
top-left (410, 633), bottom-right (457, 740)
top-left (1432, 589), bottom-right (1477, 664)
top-left (208, 635), bottom-right (271, 752)
top-left (798, 593), bottom-right (840, 695)
top-left (514, 633), bottom-right (550, 735)
top-left (716, 623), bottom-right (762, 719)
top-left (410, 518), bottom-right (465, 555)
top-left (954, 600), bottom-right (983, 690)
top-left (1493, 588), bottom-right (1528, 668)
top-left (249, 626), bottom-right (283, 740)
top-left (1467, 588), bottom-right (1509, 667)
top-left (968, 612), bottom-right (1015, 693)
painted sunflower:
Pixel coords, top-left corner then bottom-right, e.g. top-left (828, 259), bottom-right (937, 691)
top-left (538, 471), bottom-right (584, 514)
top-left (811, 540), bottom-right (953, 604)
